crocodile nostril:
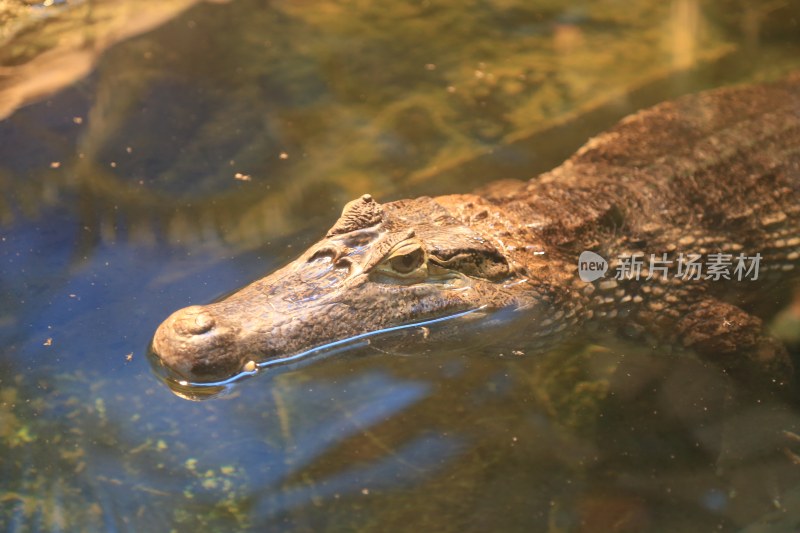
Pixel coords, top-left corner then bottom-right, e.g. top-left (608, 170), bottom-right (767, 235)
top-left (174, 307), bottom-right (215, 336)
top-left (191, 312), bottom-right (215, 334)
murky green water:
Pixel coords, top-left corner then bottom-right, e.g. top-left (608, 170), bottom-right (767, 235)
top-left (2, 0), bottom-right (800, 530)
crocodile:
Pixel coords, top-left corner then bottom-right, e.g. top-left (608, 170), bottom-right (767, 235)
top-left (151, 73), bottom-right (800, 389)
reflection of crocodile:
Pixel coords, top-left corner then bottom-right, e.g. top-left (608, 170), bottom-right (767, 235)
top-left (151, 74), bottom-right (800, 388)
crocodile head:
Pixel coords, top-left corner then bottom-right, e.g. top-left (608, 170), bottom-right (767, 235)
top-left (151, 194), bottom-right (536, 384)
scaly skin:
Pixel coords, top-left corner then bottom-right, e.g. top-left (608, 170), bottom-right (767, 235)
top-left (151, 73), bottom-right (800, 387)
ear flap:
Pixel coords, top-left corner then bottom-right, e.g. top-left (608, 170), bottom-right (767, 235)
top-left (423, 225), bottom-right (510, 281)
top-left (429, 246), bottom-right (510, 281)
top-left (326, 194), bottom-right (384, 237)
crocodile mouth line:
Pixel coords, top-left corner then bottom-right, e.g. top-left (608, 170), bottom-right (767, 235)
top-left (149, 306), bottom-right (486, 399)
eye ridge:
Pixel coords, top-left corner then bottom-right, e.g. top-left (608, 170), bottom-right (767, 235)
top-left (308, 246), bottom-right (340, 263)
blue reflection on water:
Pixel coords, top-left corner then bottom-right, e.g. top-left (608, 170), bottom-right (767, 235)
top-left (254, 432), bottom-right (462, 519)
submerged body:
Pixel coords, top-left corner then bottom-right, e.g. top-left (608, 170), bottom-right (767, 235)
top-left (152, 74), bottom-right (800, 388)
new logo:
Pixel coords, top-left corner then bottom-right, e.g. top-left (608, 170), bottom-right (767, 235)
top-left (578, 251), bottom-right (608, 282)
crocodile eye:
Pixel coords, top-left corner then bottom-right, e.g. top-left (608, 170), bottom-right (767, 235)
top-left (389, 248), bottom-right (424, 274)
top-left (372, 241), bottom-right (429, 282)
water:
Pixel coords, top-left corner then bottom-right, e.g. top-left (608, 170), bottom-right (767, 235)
top-left (2, 0), bottom-right (800, 530)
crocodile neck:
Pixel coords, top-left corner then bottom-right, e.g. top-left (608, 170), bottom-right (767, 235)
top-left (429, 73), bottom-right (800, 374)
top-left (440, 72), bottom-right (800, 293)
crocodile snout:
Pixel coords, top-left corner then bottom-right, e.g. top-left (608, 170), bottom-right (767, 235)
top-left (152, 305), bottom-right (242, 382)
